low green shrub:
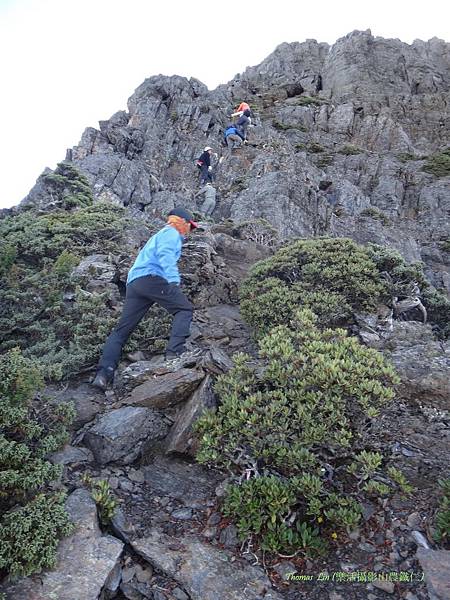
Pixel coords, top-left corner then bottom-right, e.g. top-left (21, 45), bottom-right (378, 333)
top-left (272, 119), bottom-right (306, 132)
top-left (81, 475), bottom-right (118, 525)
top-left (0, 348), bottom-right (75, 577)
top-left (240, 238), bottom-right (386, 336)
top-left (308, 142), bottom-right (325, 153)
top-left (41, 162), bottom-right (93, 209)
top-left (359, 207), bottom-right (391, 226)
top-left (0, 203), bottom-right (169, 378)
top-left (434, 478), bottom-right (450, 547)
top-left (422, 148), bottom-right (450, 177)
top-left (338, 145), bottom-right (361, 155)
top-left (422, 288), bottom-right (450, 338)
top-left (295, 96), bottom-right (323, 106)
top-left (196, 310), bottom-right (399, 553)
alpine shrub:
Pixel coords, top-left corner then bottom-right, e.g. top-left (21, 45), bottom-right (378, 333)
top-left (434, 478), bottom-right (450, 547)
top-left (195, 310), bottom-right (399, 552)
top-left (0, 203), bottom-right (169, 378)
top-left (422, 148), bottom-right (450, 177)
top-left (240, 238), bottom-right (386, 336)
top-left (0, 348), bottom-right (75, 577)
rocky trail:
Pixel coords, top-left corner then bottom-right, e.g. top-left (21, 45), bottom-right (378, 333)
top-left (1, 28), bottom-right (449, 600)
top-left (2, 229), bottom-right (449, 600)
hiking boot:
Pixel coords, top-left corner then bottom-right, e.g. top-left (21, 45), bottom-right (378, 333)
top-left (91, 367), bottom-right (115, 391)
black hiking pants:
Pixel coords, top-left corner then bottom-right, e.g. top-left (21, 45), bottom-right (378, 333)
top-left (199, 163), bottom-right (213, 185)
top-left (99, 275), bottom-right (193, 370)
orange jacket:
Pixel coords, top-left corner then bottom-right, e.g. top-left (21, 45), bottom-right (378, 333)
top-left (236, 102), bottom-right (250, 113)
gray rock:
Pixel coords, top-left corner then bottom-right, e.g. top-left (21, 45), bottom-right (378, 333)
top-left (135, 564), bottom-right (153, 583)
top-left (165, 375), bottom-right (214, 455)
top-left (84, 406), bottom-right (168, 465)
top-left (172, 507), bottom-right (194, 520)
top-left (143, 456), bottom-right (221, 508)
top-left (46, 382), bottom-right (106, 429)
top-left (125, 368), bottom-right (205, 409)
top-left (104, 561), bottom-right (122, 593)
top-left (128, 468), bottom-right (146, 483)
top-left (416, 548), bottom-right (450, 600)
top-left (382, 322), bottom-right (450, 408)
top-left (273, 561), bottom-right (297, 581)
top-left (373, 579), bottom-right (395, 594)
top-left (172, 587), bottom-right (190, 600)
top-left (131, 530), bottom-right (284, 600)
top-left (49, 444), bottom-right (94, 465)
top-left (111, 507), bottom-right (137, 543)
top-left (407, 512), bottom-right (423, 529)
top-left (207, 512), bottom-right (221, 526)
top-left (120, 581), bottom-right (147, 600)
top-left (219, 524), bottom-right (239, 548)
top-left (0, 489), bottom-right (123, 600)
top-left (72, 254), bottom-right (117, 283)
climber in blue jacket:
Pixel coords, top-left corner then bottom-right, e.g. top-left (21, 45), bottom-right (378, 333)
top-left (92, 207), bottom-right (198, 390)
top-left (224, 124), bottom-right (245, 149)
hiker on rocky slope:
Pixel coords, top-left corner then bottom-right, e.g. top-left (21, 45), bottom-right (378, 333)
top-left (197, 146), bottom-right (214, 186)
top-left (223, 124), bottom-right (245, 149)
top-left (92, 207), bottom-right (198, 390)
top-left (235, 109), bottom-right (251, 141)
top-left (231, 101), bottom-right (251, 119)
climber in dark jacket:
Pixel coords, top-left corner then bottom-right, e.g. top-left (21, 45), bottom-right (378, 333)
top-left (197, 146), bottom-right (213, 185)
top-left (236, 109), bottom-right (251, 141)
top-left (92, 207), bottom-right (198, 391)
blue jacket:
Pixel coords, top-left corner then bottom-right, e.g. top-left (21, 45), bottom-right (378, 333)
top-left (127, 225), bottom-right (182, 285)
top-left (224, 126), bottom-right (244, 141)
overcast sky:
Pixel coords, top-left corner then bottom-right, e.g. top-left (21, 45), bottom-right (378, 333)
top-left (0, 0), bottom-right (448, 209)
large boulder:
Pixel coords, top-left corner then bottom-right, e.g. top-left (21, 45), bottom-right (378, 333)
top-left (165, 375), bottom-right (215, 455)
top-left (124, 368), bottom-right (205, 409)
top-left (83, 406), bottom-right (168, 465)
top-left (131, 530), bottom-right (284, 600)
top-left (0, 489), bottom-right (123, 600)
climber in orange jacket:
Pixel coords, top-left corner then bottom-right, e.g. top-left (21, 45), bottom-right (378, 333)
top-left (231, 101), bottom-right (252, 121)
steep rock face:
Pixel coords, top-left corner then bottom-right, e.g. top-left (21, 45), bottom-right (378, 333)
top-left (19, 31), bottom-right (450, 298)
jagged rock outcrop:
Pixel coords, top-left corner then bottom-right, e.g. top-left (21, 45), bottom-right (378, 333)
top-left (20, 29), bottom-right (449, 294)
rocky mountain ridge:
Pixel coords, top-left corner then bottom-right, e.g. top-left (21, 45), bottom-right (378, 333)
top-left (16, 30), bottom-right (450, 295)
top-left (1, 29), bottom-right (449, 600)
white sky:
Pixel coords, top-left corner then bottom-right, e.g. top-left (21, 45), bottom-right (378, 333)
top-left (0, 0), bottom-right (449, 209)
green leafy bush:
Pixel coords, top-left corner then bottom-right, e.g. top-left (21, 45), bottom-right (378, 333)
top-left (0, 348), bottom-right (75, 577)
top-left (196, 310), bottom-right (399, 552)
top-left (222, 476), bottom-right (326, 555)
top-left (240, 238), bottom-right (386, 336)
top-left (308, 142), bottom-right (325, 153)
top-left (434, 478), bottom-right (450, 547)
top-left (0, 493), bottom-right (74, 578)
top-left (81, 475), bottom-right (118, 525)
top-left (422, 148), bottom-right (450, 177)
top-left (422, 288), bottom-right (450, 339)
